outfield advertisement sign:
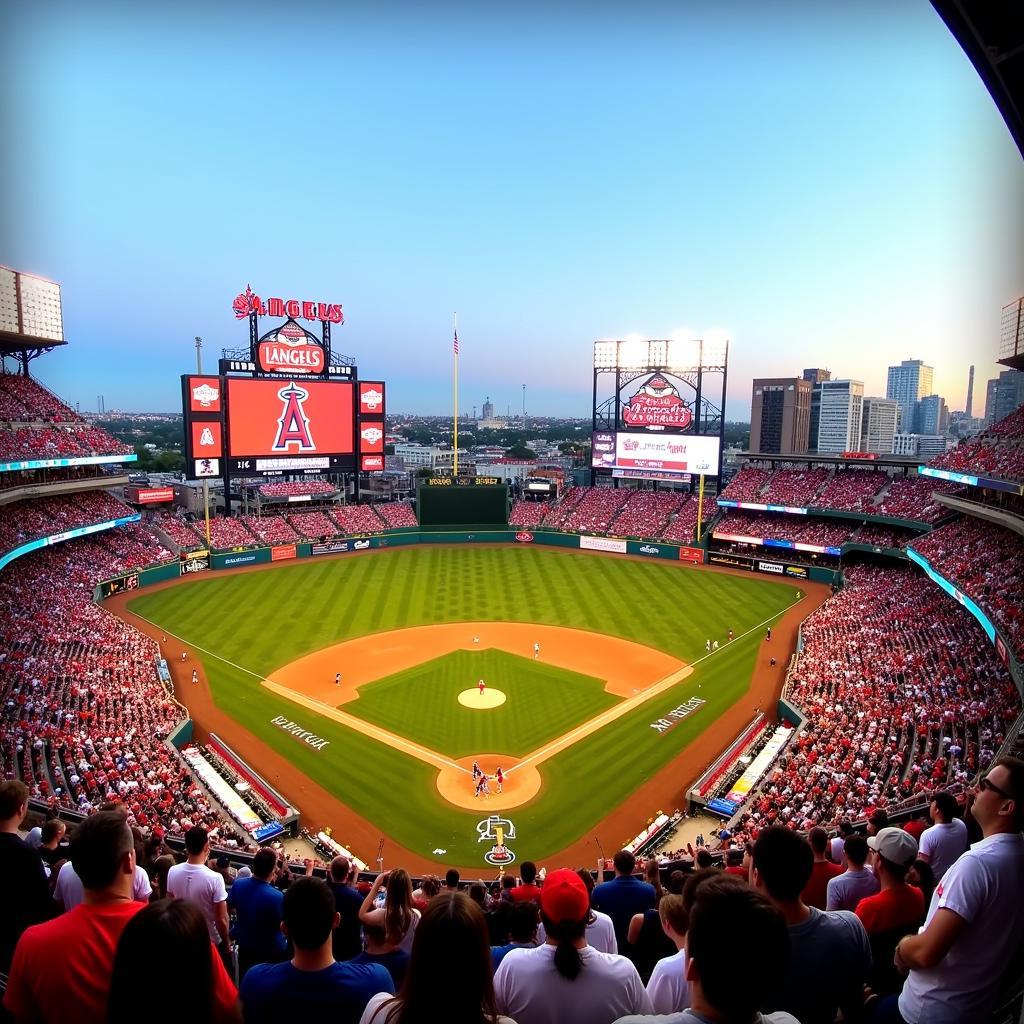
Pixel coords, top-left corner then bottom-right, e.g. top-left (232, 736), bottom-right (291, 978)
top-left (99, 572), bottom-right (140, 598)
top-left (223, 552), bottom-right (260, 567)
top-left (757, 560), bottom-right (784, 574)
top-left (716, 499), bottom-right (809, 515)
top-left (708, 552), bottom-right (752, 570)
top-left (0, 452), bottom-right (138, 474)
top-left (271, 544), bottom-right (297, 561)
top-left (580, 535), bottom-right (628, 554)
top-left (312, 539), bottom-right (351, 556)
top-left (678, 546), bottom-right (704, 564)
top-left (0, 515), bottom-right (142, 573)
top-left (593, 431), bottom-right (720, 477)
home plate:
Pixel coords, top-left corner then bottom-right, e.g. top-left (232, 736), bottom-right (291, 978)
top-left (458, 688), bottom-right (506, 709)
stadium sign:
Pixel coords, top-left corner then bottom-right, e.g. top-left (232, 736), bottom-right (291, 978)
top-left (515, 532), bottom-right (534, 543)
top-left (270, 715), bottom-right (330, 750)
top-left (650, 697), bottom-right (706, 734)
top-left (257, 321), bottom-right (326, 375)
top-left (233, 285), bottom-right (344, 324)
top-left (622, 375), bottom-right (693, 430)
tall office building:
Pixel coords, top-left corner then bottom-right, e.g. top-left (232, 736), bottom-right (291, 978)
top-left (814, 379), bottom-right (864, 453)
top-left (965, 365), bottom-right (975, 418)
top-left (985, 369), bottom-right (1024, 425)
top-left (917, 394), bottom-right (948, 436)
top-left (860, 397), bottom-right (900, 454)
top-left (886, 359), bottom-right (934, 433)
top-left (750, 377), bottom-right (812, 453)
top-left (481, 396), bottom-right (494, 421)
top-left (802, 368), bottom-right (832, 384)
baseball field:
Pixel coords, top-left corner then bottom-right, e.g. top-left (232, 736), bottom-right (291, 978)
top-left (120, 545), bottom-right (815, 869)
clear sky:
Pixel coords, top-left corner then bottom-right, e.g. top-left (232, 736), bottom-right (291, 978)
top-left (2, 0), bottom-right (1022, 418)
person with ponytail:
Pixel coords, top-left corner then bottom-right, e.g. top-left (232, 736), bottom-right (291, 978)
top-left (493, 868), bottom-right (652, 1024)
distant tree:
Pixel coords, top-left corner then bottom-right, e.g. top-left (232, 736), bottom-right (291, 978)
top-left (416, 467), bottom-right (434, 479)
top-left (504, 444), bottom-right (537, 459)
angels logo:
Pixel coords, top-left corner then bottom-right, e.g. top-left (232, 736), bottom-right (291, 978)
top-left (199, 427), bottom-right (216, 448)
top-left (192, 383), bottom-right (220, 407)
top-left (233, 285), bottom-right (262, 319)
top-left (361, 426), bottom-right (383, 446)
top-left (258, 320), bottom-right (325, 375)
top-left (273, 382), bottom-right (316, 452)
top-left (622, 375), bottom-right (693, 429)
top-left (361, 387), bottom-right (383, 411)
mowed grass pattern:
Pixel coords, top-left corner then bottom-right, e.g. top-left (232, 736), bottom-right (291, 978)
top-left (127, 546), bottom-right (797, 863)
top-left (345, 649), bottom-right (619, 758)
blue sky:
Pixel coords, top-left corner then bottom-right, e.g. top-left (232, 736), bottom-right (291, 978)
top-left (2, 1), bottom-right (1022, 418)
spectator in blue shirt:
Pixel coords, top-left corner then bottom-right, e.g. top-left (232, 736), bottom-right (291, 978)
top-left (591, 849), bottom-right (657, 949)
top-left (240, 877), bottom-right (393, 1024)
top-left (229, 848), bottom-right (287, 978)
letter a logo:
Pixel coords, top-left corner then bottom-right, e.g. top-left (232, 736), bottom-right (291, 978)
top-left (273, 382), bottom-right (316, 452)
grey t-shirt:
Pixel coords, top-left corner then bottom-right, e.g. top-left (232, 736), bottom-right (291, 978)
top-left (764, 906), bottom-right (872, 1024)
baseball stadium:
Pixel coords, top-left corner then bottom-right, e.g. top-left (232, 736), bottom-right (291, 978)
top-left (3, 4), bottom-right (1024, 1022)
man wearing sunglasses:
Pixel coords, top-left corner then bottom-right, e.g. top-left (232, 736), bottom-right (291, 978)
top-left (891, 756), bottom-right (1024, 1024)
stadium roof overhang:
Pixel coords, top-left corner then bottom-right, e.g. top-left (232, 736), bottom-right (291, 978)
top-left (738, 451), bottom-right (923, 470)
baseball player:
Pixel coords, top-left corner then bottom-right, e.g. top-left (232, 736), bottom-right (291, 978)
top-left (533, 642), bottom-right (540, 659)
top-left (335, 672), bottom-right (341, 686)
top-left (495, 767), bottom-right (504, 793)
top-left (472, 760), bottom-right (482, 780)
top-left (705, 639), bottom-right (711, 653)
top-left (191, 669), bottom-right (198, 685)
top-left (727, 629), bottom-right (734, 642)
top-left (181, 651), bottom-right (187, 662)
top-left (475, 774), bottom-right (486, 798)
top-left (478, 678), bottom-right (486, 697)
top-left (479, 775), bottom-right (490, 799)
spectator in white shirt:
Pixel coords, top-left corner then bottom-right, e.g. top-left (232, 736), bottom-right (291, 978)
top-left (166, 826), bottom-right (229, 952)
top-left (916, 790), bottom-right (969, 882)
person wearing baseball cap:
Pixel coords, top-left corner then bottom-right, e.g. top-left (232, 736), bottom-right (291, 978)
top-left (493, 868), bottom-right (652, 1024)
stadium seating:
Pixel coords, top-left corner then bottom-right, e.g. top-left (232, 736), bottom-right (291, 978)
top-left (258, 479), bottom-right (336, 498)
top-left (205, 515), bottom-right (259, 550)
top-left (873, 476), bottom-right (962, 523)
top-left (239, 514), bottom-right (300, 545)
top-left (330, 504), bottom-right (386, 535)
top-left (286, 510), bottom-right (343, 540)
top-left (0, 373), bottom-right (79, 422)
top-left (658, 495), bottom-right (701, 543)
top-left (552, 487), bottom-right (630, 533)
top-left (809, 471), bottom-right (888, 512)
top-left (909, 516), bottom-right (1024, 661)
top-left (150, 512), bottom-right (205, 551)
top-left (848, 522), bottom-right (918, 549)
top-left (0, 424), bottom-right (132, 461)
top-left (713, 510), bottom-right (853, 548)
top-left (607, 490), bottom-right (688, 537)
top-left (718, 467), bottom-right (771, 502)
top-left (508, 499), bottom-right (550, 527)
top-left (928, 406), bottom-right (1024, 484)
top-left (375, 501), bottom-right (418, 528)
top-left (759, 467), bottom-right (830, 506)
top-left (0, 491), bottom-right (135, 555)
top-left (733, 564), bottom-right (1021, 839)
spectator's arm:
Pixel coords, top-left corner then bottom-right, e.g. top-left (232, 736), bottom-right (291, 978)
top-left (626, 912), bottom-right (644, 946)
top-left (215, 898), bottom-right (231, 948)
top-left (359, 871), bottom-right (387, 925)
top-left (896, 908), bottom-right (966, 972)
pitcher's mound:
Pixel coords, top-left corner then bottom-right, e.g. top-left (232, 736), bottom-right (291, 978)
top-left (458, 688), bottom-right (506, 709)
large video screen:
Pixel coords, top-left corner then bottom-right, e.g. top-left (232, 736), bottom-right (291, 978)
top-left (592, 431), bottom-right (720, 477)
top-left (226, 378), bottom-right (354, 473)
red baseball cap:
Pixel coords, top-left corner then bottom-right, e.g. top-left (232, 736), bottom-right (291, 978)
top-left (540, 868), bottom-right (589, 922)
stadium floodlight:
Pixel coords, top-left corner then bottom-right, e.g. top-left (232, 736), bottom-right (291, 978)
top-left (593, 341), bottom-right (618, 368)
top-left (619, 339), bottom-right (651, 369)
top-left (666, 338), bottom-right (700, 368)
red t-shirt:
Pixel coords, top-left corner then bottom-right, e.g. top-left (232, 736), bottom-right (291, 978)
top-left (509, 883), bottom-right (542, 903)
top-left (903, 819), bottom-right (927, 842)
top-left (4, 900), bottom-right (144, 1024)
top-left (855, 884), bottom-right (925, 935)
top-left (801, 859), bottom-right (844, 910)
top-left (724, 866), bottom-right (749, 878)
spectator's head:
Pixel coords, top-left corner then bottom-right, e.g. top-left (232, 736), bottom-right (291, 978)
top-left (930, 791), bottom-right (957, 824)
top-left (752, 826), bottom-right (813, 904)
top-left (70, 810), bottom-right (135, 895)
top-left (0, 779), bottom-right (29, 830)
top-left (107, 900), bottom-right (214, 1024)
top-left (539, 869), bottom-right (590, 980)
top-left (282, 877), bottom-right (338, 953)
top-left (507, 899), bottom-right (540, 943)
top-left (384, 869), bottom-right (414, 946)
top-left (445, 868), bottom-right (460, 890)
top-left (906, 859), bottom-right (936, 905)
top-left (725, 848), bottom-right (744, 868)
top-left (252, 848), bottom-right (277, 881)
top-left (420, 874), bottom-right (441, 898)
top-left (838, 819), bottom-right (854, 838)
top-left (868, 809), bottom-right (889, 836)
top-left (658, 893), bottom-right (688, 941)
top-left (844, 835), bottom-right (869, 869)
top-left (696, 848), bottom-right (714, 869)
top-left (468, 882), bottom-right (488, 910)
top-left (41, 818), bottom-right (66, 848)
top-left (613, 849), bottom-right (636, 876)
top-left (519, 861), bottom-right (537, 884)
top-left (644, 858), bottom-right (663, 893)
top-left (974, 757), bottom-right (1024, 835)
top-left (397, 892), bottom-right (498, 1023)
top-left (329, 855), bottom-right (351, 884)
top-left (807, 827), bottom-right (829, 857)
top-left (867, 828), bottom-right (918, 882)
top-left (183, 826), bottom-right (209, 859)
top-left (575, 868), bottom-right (595, 897)
top-left (685, 876), bottom-right (789, 1023)
top-left (668, 869), bottom-right (687, 894)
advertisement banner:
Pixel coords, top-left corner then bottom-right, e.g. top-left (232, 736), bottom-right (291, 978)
top-left (359, 381), bottom-right (386, 415)
top-left (784, 565), bottom-right (809, 579)
top-left (678, 546), bottom-right (704, 564)
top-left (996, 634), bottom-right (1009, 666)
top-left (312, 540), bottom-right (351, 556)
top-left (221, 552), bottom-right (260, 568)
top-left (179, 553), bottom-right (210, 575)
top-left (100, 573), bottom-right (139, 598)
top-left (708, 552), bottom-right (752, 570)
top-left (579, 535), bottom-right (628, 554)
top-left (515, 532), bottom-right (534, 543)
top-left (361, 455), bottom-right (384, 471)
top-left (187, 376), bottom-right (223, 413)
top-left (757, 560), bottom-right (784, 574)
top-left (129, 487), bottom-right (175, 505)
top-left (359, 421), bottom-right (385, 453)
top-left (191, 422), bottom-right (224, 459)
top-left (271, 544), bottom-right (297, 562)
top-left (627, 541), bottom-right (676, 560)
top-left (613, 432), bottom-right (720, 476)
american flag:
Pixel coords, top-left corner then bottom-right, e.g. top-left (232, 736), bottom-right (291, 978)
top-left (453, 329), bottom-right (460, 356)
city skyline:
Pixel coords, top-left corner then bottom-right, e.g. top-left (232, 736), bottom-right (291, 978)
top-left (2, 2), bottom-right (1023, 418)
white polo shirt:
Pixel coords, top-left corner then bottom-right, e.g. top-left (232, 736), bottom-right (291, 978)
top-left (166, 861), bottom-right (227, 942)
top-left (918, 818), bottom-right (969, 881)
top-left (537, 910), bottom-right (618, 954)
top-left (899, 831), bottom-right (1024, 1024)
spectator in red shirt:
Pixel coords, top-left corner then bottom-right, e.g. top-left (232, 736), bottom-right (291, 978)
top-left (801, 827), bottom-right (843, 910)
top-left (723, 848), bottom-right (748, 877)
top-left (4, 810), bottom-right (144, 1024)
top-left (857, 828), bottom-right (924, 935)
top-left (509, 861), bottom-right (543, 903)
top-left (106, 898), bottom-right (240, 1023)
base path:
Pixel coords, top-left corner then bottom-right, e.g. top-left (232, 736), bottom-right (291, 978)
top-left (263, 622), bottom-right (690, 811)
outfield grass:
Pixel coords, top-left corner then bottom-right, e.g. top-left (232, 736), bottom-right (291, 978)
top-left (127, 546), bottom-right (796, 864)
top-left (345, 649), bottom-right (619, 758)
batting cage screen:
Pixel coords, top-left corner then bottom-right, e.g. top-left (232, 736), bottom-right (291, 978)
top-left (416, 481), bottom-right (509, 526)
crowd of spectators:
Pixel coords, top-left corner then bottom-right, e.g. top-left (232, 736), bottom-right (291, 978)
top-left (239, 515), bottom-right (300, 546)
top-left (808, 471), bottom-right (888, 512)
top-left (258, 480), bottom-right (336, 498)
top-left (734, 565), bottom-right (1021, 842)
top-left (909, 515), bottom-right (1024, 661)
top-left (205, 515), bottom-right (260, 550)
top-left (0, 491), bottom-right (136, 555)
top-left (0, 372), bottom-right (79, 422)
top-left (657, 496), bottom-right (701, 544)
top-left (286, 510), bottom-right (343, 540)
top-left (331, 504), bottom-right (387, 535)
top-left (608, 490), bottom-right (688, 538)
top-left (151, 511), bottom-right (205, 551)
top-left (848, 523), bottom-right (920, 550)
top-left (713, 511), bottom-right (854, 549)
top-left (374, 501), bottom-right (418, 529)
top-left (544, 487), bottom-right (630, 533)
top-left (508, 500), bottom-right (551, 528)
top-left (0, 424), bottom-right (133, 461)
top-left (872, 476), bottom-right (961, 523)
top-left (759, 468), bottom-right (830, 507)
top-left (929, 405), bottom-right (1024, 483)
top-left (718, 466), bottom-right (771, 502)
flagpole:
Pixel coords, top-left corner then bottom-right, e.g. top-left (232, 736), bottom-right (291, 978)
top-left (453, 312), bottom-right (459, 477)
